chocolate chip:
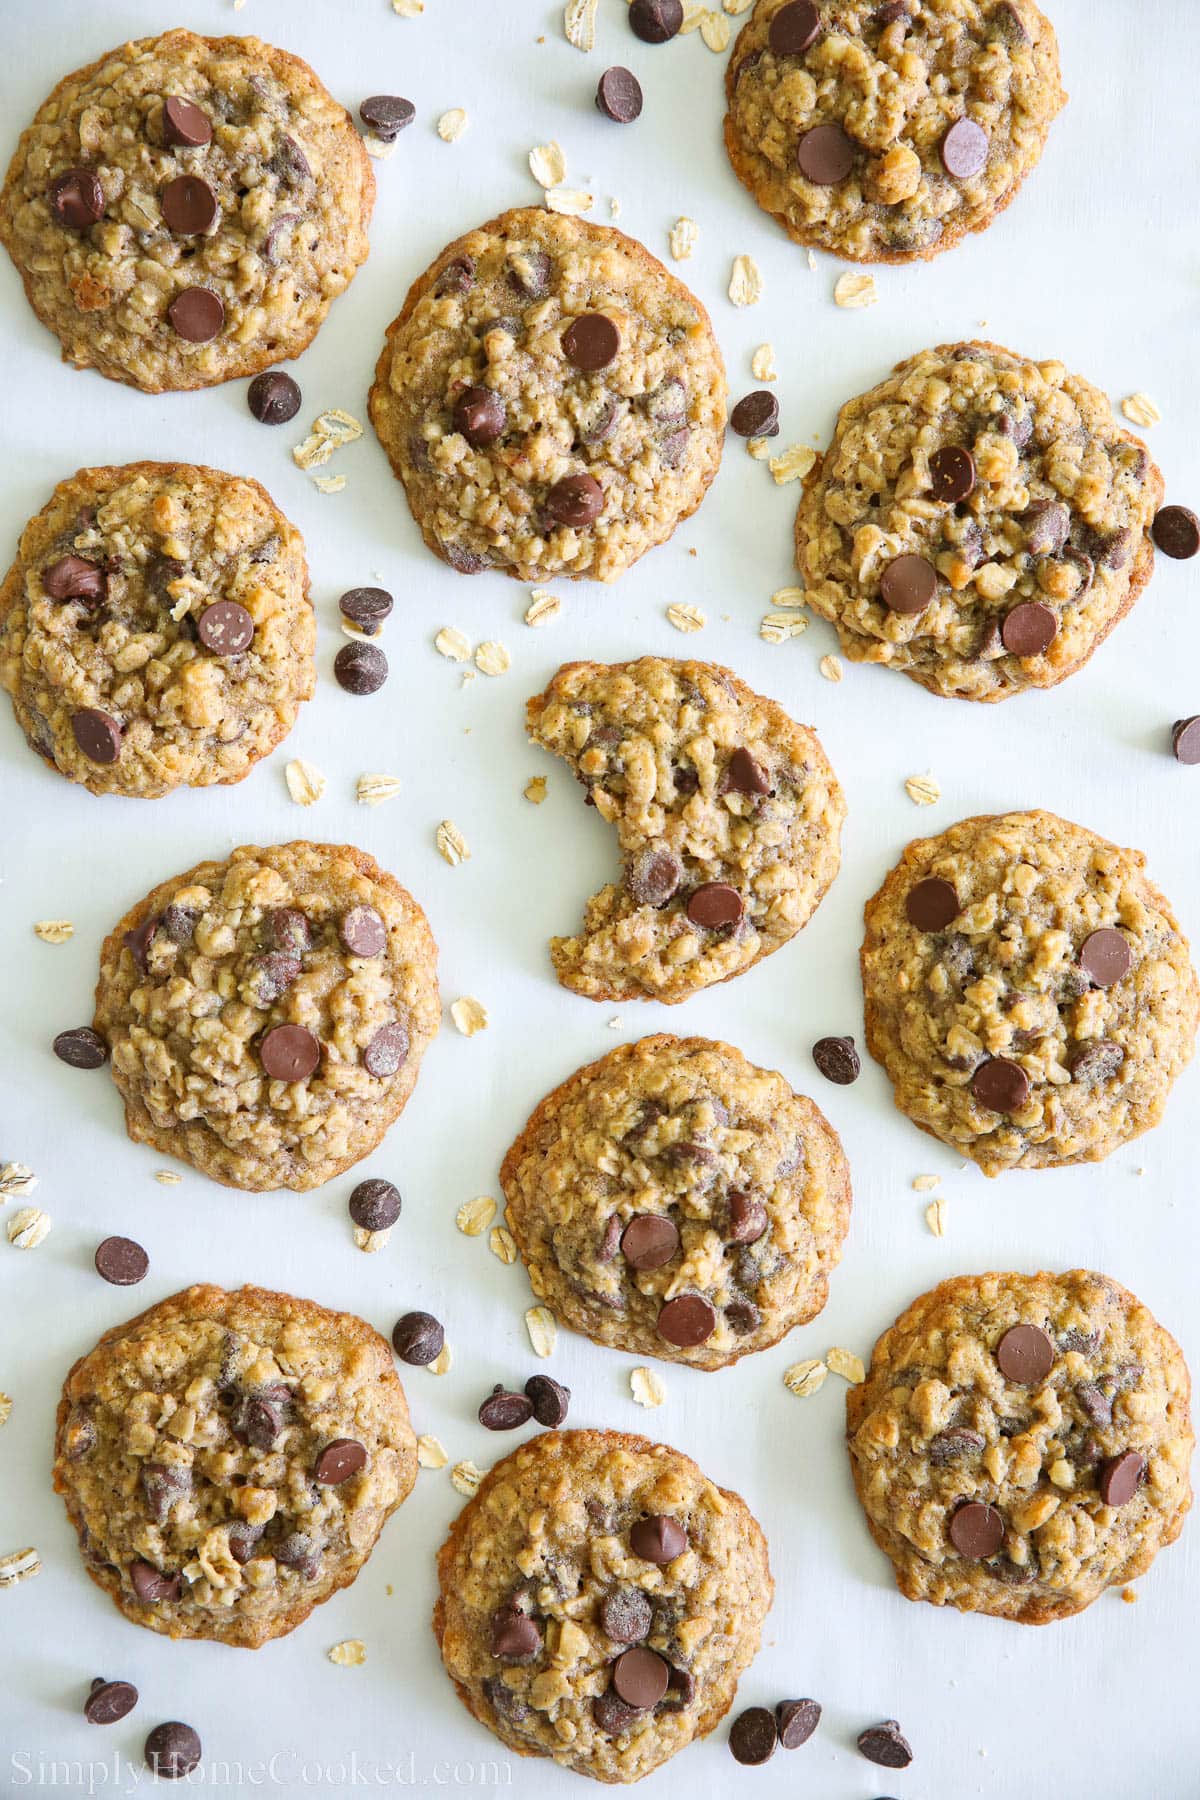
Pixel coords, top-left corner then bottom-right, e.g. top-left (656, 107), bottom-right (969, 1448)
top-left (812, 1035), bottom-right (860, 1085)
top-left (725, 747), bottom-right (771, 796)
top-left (630, 1514), bottom-right (687, 1564)
top-left (686, 883), bottom-right (743, 929)
top-left (264, 907), bottom-right (312, 956)
top-left (162, 98), bottom-right (211, 147)
top-left (484, 1676), bottom-right (529, 1723)
top-left (657, 1293), bottom-right (716, 1347)
top-left (524, 1374), bottom-right (570, 1427)
top-left (1100, 1450), bottom-right (1146, 1507)
top-left (491, 1604), bottom-right (541, 1661)
top-left (875, 0), bottom-right (911, 21)
top-left (227, 1522), bottom-right (264, 1565)
top-left (94, 1236), bottom-right (149, 1286)
top-left (339, 587), bottom-right (393, 631)
top-left (141, 1463), bottom-right (193, 1527)
top-left (929, 1427), bottom-right (985, 1466)
top-left (453, 385), bottom-right (506, 447)
top-left (598, 1215), bottom-right (623, 1262)
top-left (275, 1531), bottom-right (321, 1577)
top-left (627, 848), bottom-right (683, 907)
top-left (160, 904), bottom-right (197, 946)
top-left (197, 600), bottom-right (254, 655)
top-left (726, 1298), bottom-right (761, 1336)
top-left (1062, 545), bottom-right (1094, 594)
top-left (622, 1213), bottom-right (680, 1270)
top-left (796, 122), bottom-right (855, 184)
top-left (124, 914), bottom-right (160, 974)
top-left (392, 1311), bottom-right (444, 1365)
top-left (334, 641), bottom-right (388, 695)
top-left (245, 951), bottom-right (300, 1008)
top-left (729, 391), bottom-right (779, 438)
top-left (437, 255), bottom-right (476, 297)
top-left (1079, 927), bottom-right (1132, 988)
top-left (349, 1178), bottom-right (401, 1232)
top-left (50, 168), bottom-right (103, 229)
top-left (596, 66), bottom-right (643, 123)
top-left (85, 1678), bottom-right (138, 1725)
top-left (65, 1408), bottom-right (96, 1459)
top-left (168, 287), bottom-right (224, 342)
top-left (144, 1722), bottom-right (202, 1779)
top-left (948, 1500), bottom-right (1005, 1560)
top-left (1076, 1383), bottom-right (1113, 1427)
top-left (129, 1561), bottom-right (180, 1605)
top-left (646, 378), bottom-right (687, 422)
top-left (271, 135), bottom-right (311, 184)
top-left (1152, 505), bottom-right (1200, 560)
top-left (728, 1191), bottom-right (768, 1244)
top-left (563, 314), bottom-right (620, 372)
top-left (231, 1388), bottom-right (287, 1450)
top-left (247, 370), bottom-right (301, 424)
top-left (546, 473), bottom-right (604, 527)
top-left (629, 0), bottom-right (684, 42)
top-left (364, 1021), bottom-right (409, 1077)
top-left (613, 1646), bottom-right (669, 1709)
top-left (478, 1386), bottom-right (534, 1431)
top-left (259, 1024), bottom-right (321, 1082)
top-left (991, 0), bottom-right (1030, 42)
top-left (776, 1697), bottom-right (820, 1749)
top-left (1172, 717), bottom-right (1200, 764)
top-left (905, 876), bottom-right (959, 931)
top-left (314, 1438), bottom-right (367, 1484)
top-left (929, 446), bottom-right (975, 503)
top-left (768, 0), bottom-right (820, 54)
top-left (72, 708), bottom-right (122, 764)
top-left (53, 1026), bottom-right (108, 1069)
top-left (1019, 499), bottom-right (1070, 556)
top-left (662, 1665), bottom-right (696, 1711)
top-left (594, 1689), bottom-right (642, 1734)
top-left (340, 905), bottom-right (387, 957)
top-left (601, 1588), bottom-right (652, 1643)
top-left (44, 554), bottom-right (106, 603)
top-left (359, 95), bottom-right (415, 139)
top-left (857, 1719), bottom-right (913, 1769)
top-left (941, 117), bottom-right (989, 178)
top-left (880, 554), bottom-right (937, 613)
top-left (970, 1056), bottom-right (1030, 1113)
top-left (996, 1323), bottom-right (1055, 1385)
top-left (161, 174), bottom-right (217, 234)
top-left (1001, 601), bottom-right (1058, 657)
top-left (729, 1706), bottom-right (778, 1765)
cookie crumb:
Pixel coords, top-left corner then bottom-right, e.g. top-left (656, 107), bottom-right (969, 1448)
top-left (630, 1366), bottom-right (666, 1408)
top-left (33, 920), bottom-right (73, 944)
top-left (328, 1639), bottom-right (366, 1667)
top-left (451, 996), bottom-right (488, 1037)
top-left (456, 1195), bottom-right (496, 1237)
top-left (524, 776), bottom-right (548, 805)
top-left (436, 820), bottom-right (471, 866)
top-left (1121, 1585), bottom-right (1138, 1604)
top-left (784, 1358), bottom-right (827, 1398)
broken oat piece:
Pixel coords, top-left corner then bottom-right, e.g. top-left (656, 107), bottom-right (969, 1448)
top-left (525, 656), bottom-right (844, 1003)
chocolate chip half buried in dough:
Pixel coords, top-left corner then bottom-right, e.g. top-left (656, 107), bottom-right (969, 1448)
top-left (144, 1721), bottom-right (202, 1779)
top-left (95, 1236), bottom-right (149, 1287)
top-left (453, 385), bottom-right (506, 447)
top-left (880, 553), bottom-right (937, 614)
top-left (686, 883), bottom-right (743, 929)
top-left (857, 1718), bottom-right (914, 1769)
top-left (314, 1438), bottom-right (367, 1485)
top-left (340, 905), bottom-right (387, 956)
top-left (600, 1588), bottom-right (652, 1644)
top-left (525, 1374), bottom-right (570, 1427)
top-left (1079, 927), bottom-right (1132, 988)
top-left (50, 168), bottom-right (104, 229)
top-left (479, 1388), bottom-right (535, 1430)
top-left (334, 641), bottom-right (389, 695)
top-left (546, 473), bottom-right (603, 527)
top-left (247, 370), bottom-right (301, 424)
top-left (72, 708), bottom-right (122, 764)
top-left (948, 1500), bottom-right (1005, 1560)
top-left (1172, 717), bottom-right (1200, 765)
top-left (596, 66), bottom-right (643, 123)
top-left (1151, 505), bottom-right (1199, 560)
top-left (612, 1646), bottom-right (669, 1709)
top-left (359, 95), bottom-right (415, 139)
top-left (259, 1023), bottom-right (321, 1082)
top-left (364, 1021), bottom-right (409, 1077)
top-left (729, 391), bottom-right (779, 438)
top-left (995, 1323), bottom-right (1055, 1385)
top-left (490, 1605), bottom-right (541, 1660)
top-left (729, 1706), bottom-right (778, 1765)
top-left (53, 1026), bottom-right (109, 1069)
top-left (1001, 601), bottom-right (1058, 657)
top-left (657, 1293), bottom-right (717, 1347)
top-left (627, 847), bottom-right (683, 907)
top-left (621, 1213), bottom-right (679, 1270)
top-left (812, 1035), bottom-right (860, 1085)
top-left (629, 1514), bottom-right (688, 1564)
top-left (348, 1178), bottom-right (401, 1231)
top-left (162, 97), bottom-right (212, 147)
top-left (130, 1561), bottom-right (180, 1604)
top-left (197, 601), bottom-right (254, 654)
top-left (728, 1191), bottom-right (768, 1244)
top-left (769, 0), bottom-right (821, 54)
top-left (970, 1056), bottom-right (1030, 1113)
top-left (339, 586), bottom-right (393, 630)
top-left (85, 1678), bottom-right (138, 1725)
top-left (563, 314), bottom-right (620, 372)
top-left (44, 555), bottom-right (106, 602)
top-left (797, 122), bottom-right (855, 185)
top-left (726, 746), bottom-right (771, 793)
top-left (392, 1310), bottom-right (444, 1365)
top-left (929, 446), bottom-right (975, 503)
top-left (1099, 1449), bottom-right (1146, 1507)
top-left (161, 174), bottom-right (217, 234)
top-left (905, 876), bottom-right (959, 931)
top-left (629, 0), bottom-right (684, 43)
top-left (941, 117), bottom-right (989, 178)
top-left (168, 286), bottom-right (224, 342)
top-left (1069, 1039), bottom-right (1124, 1087)
top-left (776, 1697), bottom-right (821, 1749)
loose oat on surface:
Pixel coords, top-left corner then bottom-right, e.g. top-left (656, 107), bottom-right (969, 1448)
top-left (7, 1207), bottom-right (51, 1249)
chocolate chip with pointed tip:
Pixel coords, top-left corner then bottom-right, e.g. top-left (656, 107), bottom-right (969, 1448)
top-left (247, 371), bottom-right (301, 424)
top-left (144, 1721), bottom-right (201, 1779)
top-left (162, 98), bottom-right (212, 147)
top-left (392, 1310), bottom-right (443, 1365)
top-left (479, 1387), bottom-right (535, 1431)
top-left (349, 1178), bottom-right (401, 1231)
top-left (812, 1035), bottom-right (860, 1085)
top-left (334, 641), bottom-right (389, 695)
top-left (776, 1697), bottom-right (820, 1749)
top-left (129, 1561), bottom-right (180, 1605)
top-left (729, 391), bottom-right (779, 438)
top-left (726, 746), bottom-right (770, 793)
top-left (524, 1374), bottom-right (570, 1427)
top-left (359, 95), bottom-right (415, 139)
top-left (857, 1718), bottom-right (913, 1769)
top-left (629, 0), bottom-right (683, 42)
top-left (490, 1604), bottom-right (541, 1661)
top-left (53, 1026), bottom-right (109, 1069)
top-left (339, 586), bottom-right (393, 630)
top-left (629, 1514), bottom-right (687, 1563)
top-left (85, 1678), bottom-right (138, 1725)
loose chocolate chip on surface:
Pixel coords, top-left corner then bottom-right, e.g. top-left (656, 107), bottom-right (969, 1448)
top-left (161, 174), bottom-right (217, 234)
top-left (776, 1697), bottom-right (821, 1749)
top-left (1171, 717), bottom-right (1200, 764)
top-left (53, 1026), bottom-right (108, 1069)
top-left (168, 286), bottom-right (224, 342)
top-left (905, 876), bottom-right (959, 931)
top-left (359, 95), bottom-right (416, 139)
top-left (348, 1178), bottom-right (401, 1232)
top-left (1152, 505), bottom-right (1200, 560)
top-left (728, 1191), bottom-right (768, 1244)
top-left (50, 168), bottom-right (104, 228)
top-left (197, 600), bottom-right (254, 654)
top-left (259, 1023), bottom-right (321, 1082)
top-left (392, 1311), bottom-right (444, 1365)
top-left (769, 0), bottom-right (821, 54)
top-left (72, 708), bottom-right (122, 764)
top-left (144, 1722), bottom-right (202, 1780)
top-left (247, 370), bottom-right (301, 424)
top-left (130, 1561), bottom-right (180, 1605)
top-left (929, 446), bottom-right (975, 503)
top-left (995, 1323), bottom-right (1055, 1385)
top-left (627, 848), bottom-right (683, 908)
top-left (491, 1605), bottom-right (542, 1660)
top-left (453, 384), bottom-right (506, 447)
top-left (622, 1213), bottom-right (680, 1270)
top-left (546, 473), bottom-right (604, 527)
top-left (95, 1236), bottom-right (149, 1287)
top-left (941, 117), bottom-right (989, 178)
top-left (1079, 927), bottom-right (1132, 988)
top-left (726, 746), bottom-right (771, 793)
top-left (525, 1374), bottom-right (570, 1427)
top-left (600, 1588), bottom-right (653, 1644)
top-left (162, 97), bottom-right (212, 147)
top-left (1001, 601), bottom-right (1058, 657)
top-left (314, 1438), bottom-right (367, 1485)
top-left (729, 391), bottom-right (779, 438)
top-left (880, 553), bottom-right (937, 614)
top-left (563, 314), bottom-right (620, 372)
top-left (970, 1056), bottom-right (1030, 1113)
top-left (797, 122), bottom-right (855, 185)
top-left (729, 1706), bottom-right (778, 1765)
top-left (44, 555), bottom-right (105, 603)
top-left (596, 66), bottom-right (643, 123)
top-left (340, 905), bottom-right (387, 956)
top-left (812, 1035), bottom-right (860, 1085)
top-left (629, 0), bottom-right (684, 42)
top-left (858, 1719), bottom-right (914, 1769)
top-left (339, 586), bottom-right (393, 630)
top-left (613, 1646), bottom-right (670, 1709)
top-left (478, 1387), bottom-right (534, 1431)
top-left (948, 1500), bottom-right (1005, 1560)
top-left (1099, 1450), bottom-right (1146, 1507)
top-left (686, 883), bottom-right (743, 929)
top-left (630, 1514), bottom-right (687, 1564)
top-left (657, 1293), bottom-right (717, 1347)
top-left (364, 1021), bottom-right (409, 1077)
top-left (334, 641), bottom-right (389, 695)
top-left (85, 1678), bottom-right (138, 1725)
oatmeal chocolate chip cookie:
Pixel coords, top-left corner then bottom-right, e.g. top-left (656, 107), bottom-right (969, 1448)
top-left (847, 1270), bottom-right (1193, 1624)
top-left (434, 1429), bottom-right (772, 1782)
top-left (861, 811), bottom-right (1199, 1175)
top-left (0, 462), bottom-right (313, 797)
top-left (724, 0), bottom-right (1065, 264)
top-left (0, 30), bottom-right (373, 392)
top-left (500, 1035), bottom-right (851, 1371)
top-left (93, 842), bottom-right (439, 1191)
top-left (54, 1284), bottom-right (417, 1648)
top-left (368, 207), bottom-right (726, 583)
top-left (795, 342), bottom-right (1164, 701)
top-left (526, 658), bottom-right (845, 1003)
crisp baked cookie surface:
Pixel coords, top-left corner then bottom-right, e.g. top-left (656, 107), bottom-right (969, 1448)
top-left (434, 1429), bottom-right (772, 1783)
top-left (0, 30), bottom-right (373, 391)
top-left (724, 0), bottom-right (1064, 264)
top-left (861, 810), bottom-right (1199, 1174)
top-left (54, 1284), bottom-right (417, 1648)
top-left (94, 842), bottom-right (439, 1191)
top-left (368, 207), bottom-right (726, 583)
top-left (0, 462), bottom-right (313, 796)
top-left (500, 1035), bottom-right (851, 1370)
top-left (526, 657), bottom-right (844, 1003)
top-left (795, 342), bottom-right (1162, 701)
top-left (847, 1271), bottom-right (1193, 1623)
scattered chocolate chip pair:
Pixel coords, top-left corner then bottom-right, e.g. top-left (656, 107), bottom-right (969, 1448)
top-left (85, 1678), bottom-right (198, 1777)
top-left (335, 586), bottom-right (393, 695)
top-left (478, 1374), bottom-right (570, 1430)
top-left (729, 1695), bottom-right (821, 1764)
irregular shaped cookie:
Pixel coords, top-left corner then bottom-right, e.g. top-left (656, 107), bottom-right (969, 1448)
top-left (435, 1429), bottom-right (772, 1781)
top-left (795, 342), bottom-right (1163, 701)
top-left (54, 1284), bottom-right (417, 1647)
top-left (0, 30), bottom-right (373, 391)
top-left (847, 1271), bottom-right (1193, 1623)
top-left (500, 1035), bottom-right (851, 1370)
top-left (0, 462), bottom-right (313, 796)
top-left (724, 0), bottom-right (1065, 264)
top-left (368, 207), bottom-right (725, 583)
top-left (527, 658), bottom-right (844, 1003)
top-left (94, 842), bottom-right (439, 1190)
top-left (861, 811), bottom-right (1199, 1174)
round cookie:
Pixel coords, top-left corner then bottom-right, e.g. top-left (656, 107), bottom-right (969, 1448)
top-left (846, 1270), bottom-right (1193, 1623)
top-left (0, 30), bottom-right (373, 391)
top-left (526, 657), bottom-right (845, 1003)
top-left (724, 0), bottom-right (1065, 265)
top-left (368, 207), bottom-right (726, 583)
top-left (93, 842), bottom-right (440, 1190)
top-left (861, 810), bottom-right (1199, 1174)
top-left (500, 1035), bottom-right (851, 1370)
top-left (434, 1429), bottom-right (772, 1782)
top-left (0, 462), bottom-right (313, 796)
top-left (54, 1284), bottom-right (418, 1648)
top-left (795, 342), bottom-right (1164, 701)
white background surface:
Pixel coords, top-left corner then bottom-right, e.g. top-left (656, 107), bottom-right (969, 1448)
top-left (1, 2), bottom-right (1197, 1794)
